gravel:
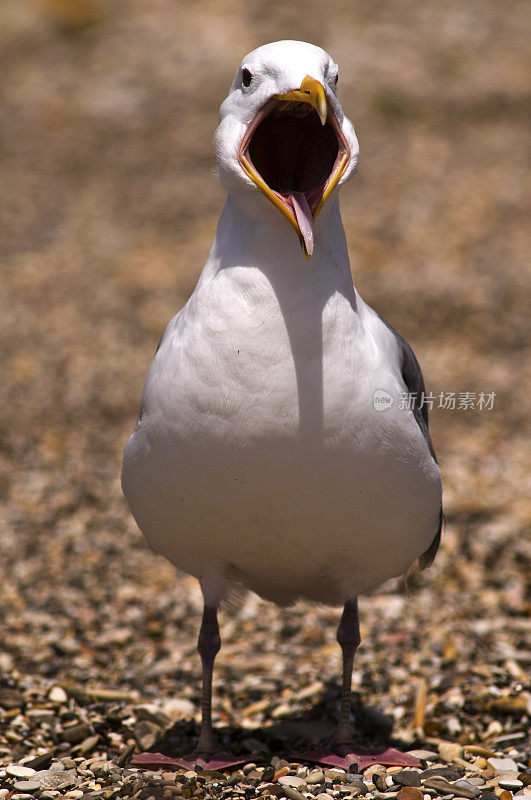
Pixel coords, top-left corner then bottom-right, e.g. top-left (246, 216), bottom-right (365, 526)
top-left (394, 771), bottom-right (422, 787)
top-left (0, 1), bottom-right (529, 800)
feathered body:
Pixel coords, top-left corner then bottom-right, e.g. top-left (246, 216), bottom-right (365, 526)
top-left (122, 188), bottom-right (442, 607)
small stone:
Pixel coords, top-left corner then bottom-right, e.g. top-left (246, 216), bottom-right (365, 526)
top-left (271, 702), bottom-right (291, 718)
top-left (326, 768), bottom-right (346, 781)
top-left (499, 791), bottom-right (513, 800)
top-left (6, 766), bottom-right (37, 779)
top-left (397, 788), bottom-right (423, 800)
top-left (0, 688), bottom-right (25, 709)
top-left (117, 743), bottom-right (136, 767)
top-left (454, 780), bottom-right (481, 797)
top-left (307, 770), bottom-right (325, 784)
top-left (28, 709), bottom-right (55, 723)
top-left (488, 760), bottom-right (519, 773)
top-left (464, 747), bottom-right (498, 759)
top-left (282, 788), bottom-right (307, 800)
top-left (134, 704), bottom-right (172, 728)
top-left (60, 723), bottom-right (92, 745)
top-left (315, 794), bottom-right (334, 800)
top-left (422, 768), bottom-right (464, 782)
top-left (22, 753), bottom-right (54, 771)
top-left (451, 784), bottom-right (480, 799)
top-left (439, 744), bottom-right (463, 763)
top-left (54, 780), bottom-right (76, 792)
top-left (243, 763), bottom-right (257, 775)
top-left (395, 772), bottom-right (422, 788)
top-left (79, 735), bottom-right (100, 755)
top-left (162, 698), bottom-right (195, 720)
top-left (467, 777), bottom-right (486, 787)
top-left (134, 720), bottom-right (161, 750)
top-left (499, 780), bottom-right (524, 792)
top-left (227, 770), bottom-right (244, 785)
top-left (48, 686), bottom-right (68, 704)
top-left (262, 785), bottom-right (282, 798)
top-left (87, 761), bottom-right (117, 778)
top-left (30, 769), bottom-right (77, 789)
top-left (278, 776), bottom-right (306, 789)
top-left (373, 774), bottom-right (388, 791)
top-left (365, 766), bottom-right (387, 781)
top-left (423, 778), bottom-right (455, 794)
top-left (13, 782), bottom-right (41, 793)
top-left (273, 766), bottom-right (290, 781)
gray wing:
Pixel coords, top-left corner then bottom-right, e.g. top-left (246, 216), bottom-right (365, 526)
top-left (377, 313), bottom-right (443, 569)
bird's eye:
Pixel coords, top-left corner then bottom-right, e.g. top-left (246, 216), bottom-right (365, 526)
top-left (242, 68), bottom-right (253, 88)
top-left (334, 73), bottom-right (339, 85)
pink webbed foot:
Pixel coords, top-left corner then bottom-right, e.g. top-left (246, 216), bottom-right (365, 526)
top-left (131, 750), bottom-right (253, 770)
top-left (296, 744), bottom-right (421, 771)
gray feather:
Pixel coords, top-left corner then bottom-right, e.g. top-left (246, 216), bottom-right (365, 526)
top-left (377, 313), bottom-right (443, 568)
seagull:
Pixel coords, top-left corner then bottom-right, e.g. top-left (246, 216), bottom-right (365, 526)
top-left (122, 40), bottom-right (443, 770)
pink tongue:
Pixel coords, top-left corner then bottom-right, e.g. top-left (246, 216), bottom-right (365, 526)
top-left (289, 191), bottom-right (314, 256)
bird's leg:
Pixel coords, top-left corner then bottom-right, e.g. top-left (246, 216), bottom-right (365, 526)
top-left (333, 597), bottom-right (360, 745)
top-left (132, 602), bottom-right (253, 768)
top-left (196, 604), bottom-right (221, 755)
top-left (297, 599), bottom-right (421, 768)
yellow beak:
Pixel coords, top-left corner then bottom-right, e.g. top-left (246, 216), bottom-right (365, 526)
top-left (274, 75), bottom-right (328, 126)
top-left (238, 76), bottom-right (350, 259)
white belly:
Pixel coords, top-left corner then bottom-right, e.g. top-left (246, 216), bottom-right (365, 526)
top-left (122, 271), bottom-right (442, 606)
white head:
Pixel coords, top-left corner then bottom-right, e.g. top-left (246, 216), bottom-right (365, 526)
top-left (215, 41), bottom-right (359, 258)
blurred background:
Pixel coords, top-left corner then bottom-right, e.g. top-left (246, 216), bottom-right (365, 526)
top-left (0, 0), bottom-right (529, 764)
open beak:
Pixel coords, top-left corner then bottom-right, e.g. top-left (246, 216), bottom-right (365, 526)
top-left (238, 76), bottom-right (350, 259)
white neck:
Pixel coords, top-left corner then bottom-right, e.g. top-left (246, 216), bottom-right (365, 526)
top-left (197, 189), bottom-right (359, 447)
top-left (201, 189), bottom-right (355, 299)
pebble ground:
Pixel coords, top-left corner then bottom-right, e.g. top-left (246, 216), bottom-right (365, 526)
top-left (0, 0), bottom-right (529, 799)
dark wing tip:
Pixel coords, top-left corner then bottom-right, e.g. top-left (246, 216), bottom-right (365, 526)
top-left (419, 506), bottom-right (444, 569)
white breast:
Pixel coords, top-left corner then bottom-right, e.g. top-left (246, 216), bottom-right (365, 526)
top-left (122, 264), bottom-right (441, 607)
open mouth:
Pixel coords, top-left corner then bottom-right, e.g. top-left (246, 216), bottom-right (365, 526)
top-left (238, 79), bottom-right (350, 259)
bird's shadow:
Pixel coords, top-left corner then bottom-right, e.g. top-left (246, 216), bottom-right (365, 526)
top-left (149, 681), bottom-right (408, 761)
